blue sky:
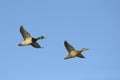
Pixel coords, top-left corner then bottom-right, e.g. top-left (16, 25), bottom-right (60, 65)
top-left (0, 0), bottom-right (120, 80)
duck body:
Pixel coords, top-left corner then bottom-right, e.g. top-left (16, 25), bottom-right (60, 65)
top-left (18, 25), bottom-right (46, 48)
top-left (18, 37), bottom-right (32, 46)
top-left (64, 41), bottom-right (88, 59)
top-left (65, 50), bottom-right (78, 58)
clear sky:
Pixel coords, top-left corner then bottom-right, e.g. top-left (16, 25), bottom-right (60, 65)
top-left (0, 0), bottom-right (120, 80)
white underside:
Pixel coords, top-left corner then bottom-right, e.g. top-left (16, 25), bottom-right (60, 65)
top-left (21, 38), bottom-right (32, 46)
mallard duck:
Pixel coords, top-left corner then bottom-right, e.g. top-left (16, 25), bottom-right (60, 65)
top-left (18, 25), bottom-right (46, 48)
top-left (64, 41), bottom-right (88, 59)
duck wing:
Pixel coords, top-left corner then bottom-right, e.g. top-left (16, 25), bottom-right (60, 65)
top-left (77, 53), bottom-right (85, 58)
top-left (20, 25), bottom-right (31, 40)
top-left (64, 41), bottom-right (75, 53)
top-left (31, 42), bottom-right (41, 48)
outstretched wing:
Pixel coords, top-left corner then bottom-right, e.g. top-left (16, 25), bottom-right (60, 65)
top-left (77, 53), bottom-right (85, 58)
top-left (31, 42), bottom-right (41, 48)
top-left (20, 25), bottom-right (31, 40)
top-left (64, 41), bottom-right (75, 53)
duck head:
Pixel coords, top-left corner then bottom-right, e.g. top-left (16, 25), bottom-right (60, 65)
top-left (37, 36), bottom-right (47, 40)
top-left (81, 48), bottom-right (89, 51)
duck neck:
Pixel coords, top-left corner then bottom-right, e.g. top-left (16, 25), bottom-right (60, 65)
top-left (32, 36), bottom-right (44, 42)
top-left (78, 48), bottom-right (84, 53)
top-left (32, 38), bottom-right (36, 42)
top-left (32, 37), bottom-right (40, 42)
top-left (81, 49), bottom-right (84, 52)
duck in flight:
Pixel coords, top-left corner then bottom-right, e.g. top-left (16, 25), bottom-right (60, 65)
top-left (64, 41), bottom-right (88, 59)
top-left (18, 25), bottom-right (46, 48)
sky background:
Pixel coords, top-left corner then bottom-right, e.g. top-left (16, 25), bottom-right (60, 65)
top-left (0, 0), bottom-right (120, 80)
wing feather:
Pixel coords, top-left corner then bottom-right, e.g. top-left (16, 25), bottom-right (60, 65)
top-left (20, 25), bottom-right (31, 40)
top-left (31, 42), bottom-right (41, 48)
top-left (77, 53), bottom-right (85, 58)
top-left (64, 41), bottom-right (75, 53)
